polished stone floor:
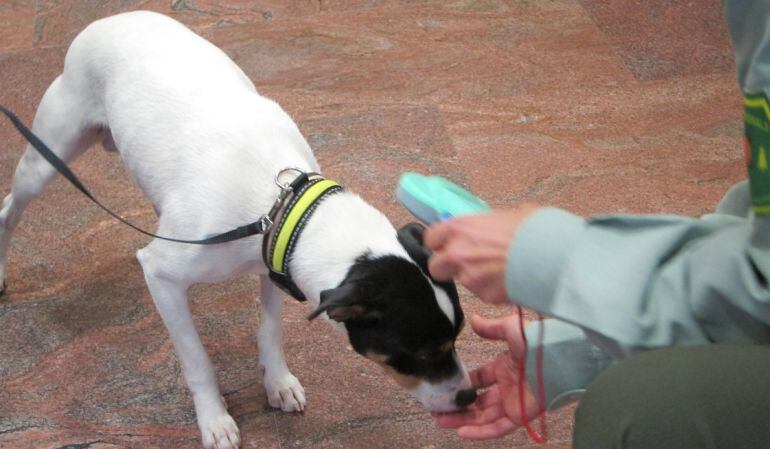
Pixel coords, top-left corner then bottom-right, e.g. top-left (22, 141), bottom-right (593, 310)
top-left (0, 1), bottom-right (741, 448)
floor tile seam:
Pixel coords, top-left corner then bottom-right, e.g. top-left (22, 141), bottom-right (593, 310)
top-left (428, 71), bottom-right (737, 114)
top-left (3, 3), bottom-right (423, 55)
top-left (574, 3), bottom-right (733, 84)
top-left (0, 43), bottom-right (68, 58)
top-left (555, 0), bottom-right (634, 86)
top-left (628, 70), bottom-right (738, 88)
top-left (271, 412), bottom-right (284, 449)
top-left (193, 1), bottom-right (532, 45)
top-left (191, 1), bottom-right (452, 33)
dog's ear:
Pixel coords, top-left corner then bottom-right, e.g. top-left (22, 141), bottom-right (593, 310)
top-left (307, 283), bottom-right (380, 323)
top-left (396, 222), bottom-right (431, 272)
top-left (397, 222), bottom-right (460, 304)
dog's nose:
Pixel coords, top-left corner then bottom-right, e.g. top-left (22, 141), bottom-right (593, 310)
top-left (455, 388), bottom-right (477, 407)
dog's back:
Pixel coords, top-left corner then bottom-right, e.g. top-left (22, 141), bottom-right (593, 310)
top-left (61, 11), bottom-right (318, 221)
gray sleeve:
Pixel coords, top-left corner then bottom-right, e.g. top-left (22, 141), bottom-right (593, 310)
top-left (724, 0), bottom-right (770, 96)
top-left (524, 180), bottom-right (762, 411)
top-left (508, 206), bottom-right (770, 359)
top-left (523, 319), bottom-right (612, 410)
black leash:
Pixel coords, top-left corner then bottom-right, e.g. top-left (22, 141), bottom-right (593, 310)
top-left (0, 105), bottom-right (270, 245)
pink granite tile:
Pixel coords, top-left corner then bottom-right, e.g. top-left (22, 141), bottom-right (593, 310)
top-left (0, 1), bottom-right (36, 52)
top-left (31, 0), bottom-right (267, 48)
top-left (578, 0), bottom-right (734, 80)
top-left (29, 0), bottom-right (452, 50)
top-left (448, 73), bottom-right (744, 216)
top-left (207, 0), bottom-right (632, 106)
top-left (0, 270), bottom-right (282, 448)
top-left (0, 46), bottom-right (66, 118)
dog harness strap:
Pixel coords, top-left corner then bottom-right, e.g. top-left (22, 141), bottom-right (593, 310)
top-left (261, 175), bottom-right (343, 302)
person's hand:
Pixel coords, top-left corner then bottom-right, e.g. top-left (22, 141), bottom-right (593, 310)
top-left (424, 204), bottom-right (539, 305)
top-left (433, 314), bottom-right (544, 439)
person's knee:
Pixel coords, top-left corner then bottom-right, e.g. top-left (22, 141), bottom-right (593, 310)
top-left (573, 345), bottom-right (770, 449)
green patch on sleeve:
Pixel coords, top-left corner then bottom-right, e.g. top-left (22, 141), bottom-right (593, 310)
top-left (743, 93), bottom-right (770, 216)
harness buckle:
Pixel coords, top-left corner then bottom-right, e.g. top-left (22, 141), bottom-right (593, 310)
top-left (257, 215), bottom-right (273, 233)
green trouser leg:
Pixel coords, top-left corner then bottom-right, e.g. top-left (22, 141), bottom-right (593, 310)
top-left (573, 345), bottom-right (770, 449)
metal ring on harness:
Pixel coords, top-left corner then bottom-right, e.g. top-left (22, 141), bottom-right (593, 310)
top-left (274, 167), bottom-right (306, 191)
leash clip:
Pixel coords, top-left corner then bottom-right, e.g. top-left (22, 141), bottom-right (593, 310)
top-left (270, 167), bottom-right (307, 216)
top-left (256, 215), bottom-right (273, 233)
top-left (275, 167), bottom-right (306, 192)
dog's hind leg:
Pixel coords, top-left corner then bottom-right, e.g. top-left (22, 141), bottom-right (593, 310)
top-left (137, 246), bottom-right (241, 449)
top-left (0, 75), bottom-right (101, 294)
top-left (258, 276), bottom-right (306, 412)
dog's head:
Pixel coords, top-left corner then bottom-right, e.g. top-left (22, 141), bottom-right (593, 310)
top-left (308, 223), bottom-right (474, 412)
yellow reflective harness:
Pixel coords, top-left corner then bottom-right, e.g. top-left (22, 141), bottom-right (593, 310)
top-left (261, 170), bottom-right (343, 301)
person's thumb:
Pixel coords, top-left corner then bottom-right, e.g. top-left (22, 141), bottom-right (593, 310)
top-left (470, 314), bottom-right (508, 341)
top-left (501, 313), bottom-right (529, 360)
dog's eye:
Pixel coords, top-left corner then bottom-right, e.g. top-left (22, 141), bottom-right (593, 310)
top-left (415, 346), bottom-right (449, 362)
top-left (415, 352), bottom-right (430, 362)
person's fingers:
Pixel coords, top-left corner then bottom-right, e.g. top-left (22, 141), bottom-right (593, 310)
top-left (457, 416), bottom-right (517, 440)
top-left (469, 363), bottom-right (498, 389)
top-left (433, 411), bottom-right (471, 429)
top-left (473, 313), bottom-right (529, 358)
top-left (427, 249), bottom-right (459, 281)
top-left (424, 220), bottom-right (453, 252)
top-left (434, 404), bottom-right (506, 428)
top-left (469, 314), bottom-right (508, 341)
top-left (432, 386), bottom-right (502, 421)
top-left (475, 385), bottom-right (502, 409)
top-left (433, 406), bottom-right (479, 428)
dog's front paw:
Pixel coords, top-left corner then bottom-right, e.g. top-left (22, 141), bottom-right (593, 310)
top-left (264, 372), bottom-right (306, 412)
top-left (196, 400), bottom-right (241, 449)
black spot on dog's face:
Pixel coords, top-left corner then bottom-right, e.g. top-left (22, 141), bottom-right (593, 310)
top-left (308, 223), bottom-right (464, 387)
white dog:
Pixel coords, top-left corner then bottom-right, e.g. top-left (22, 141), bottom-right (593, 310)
top-left (0, 11), bottom-right (476, 449)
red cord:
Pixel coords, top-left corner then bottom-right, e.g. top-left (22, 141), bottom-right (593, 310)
top-left (516, 305), bottom-right (547, 444)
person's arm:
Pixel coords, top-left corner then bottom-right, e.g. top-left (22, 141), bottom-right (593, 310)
top-left (508, 206), bottom-right (770, 359)
top-left (520, 179), bottom-right (761, 411)
top-left (509, 0), bottom-right (770, 360)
